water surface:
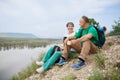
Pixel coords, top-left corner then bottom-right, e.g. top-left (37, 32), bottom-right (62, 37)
top-left (0, 45), bottom-right (54, 80)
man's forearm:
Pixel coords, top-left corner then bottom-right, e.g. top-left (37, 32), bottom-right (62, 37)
top-left (68, 35), bottom-right (76, 40)
top-left (76, 34), bottom-right (91, 42)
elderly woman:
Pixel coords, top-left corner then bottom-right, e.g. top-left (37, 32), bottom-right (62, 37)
top-left (36, 22), bottom-right (75, 73)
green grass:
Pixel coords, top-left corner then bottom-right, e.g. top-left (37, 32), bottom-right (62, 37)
top-left (69, 53), bottom-right (79, 59)
top-left (105, 68), bottom-right (120, 80)
top-left (94, 54), bottom-right (105, 68)
top-left (107, 41), bottom-right (114, 46)
top-left (114, 62), bottom-right (120, 71)
top-left (105, 62), bottom-right (120, 80)
top-left (88, 68), bottom-right (120, 80)
top-left (11, 53), bottom-right (45, 80)
top-left (61, 73), bottom-right (76, 80)
top-left (89, 53), bottom-right (120, 80)
top-left (11, 61), bottom-right (38, 80)
top-left (88, 68), bottom-right (104, 80)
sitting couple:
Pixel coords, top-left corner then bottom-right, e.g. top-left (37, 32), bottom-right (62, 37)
top-left (36, 16), bottom-right (99, 73)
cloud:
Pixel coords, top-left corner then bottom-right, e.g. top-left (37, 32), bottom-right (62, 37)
top-left (1, 0), bottom-right (119, 18)
top-left (0, 0), bottom-right (120, 38)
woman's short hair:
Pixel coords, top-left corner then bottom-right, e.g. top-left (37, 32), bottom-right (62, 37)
top-left (81, 16), bottom-right (89, 23)
top-left (66, 22), bottom-right (74, 27)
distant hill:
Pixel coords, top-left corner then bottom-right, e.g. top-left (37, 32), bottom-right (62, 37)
top-left (0, 33), bottom-right (37, 38)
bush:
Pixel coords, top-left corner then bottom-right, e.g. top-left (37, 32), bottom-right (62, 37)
top-left (108, 18), bottom-right (120, 36)
top-left (88, 69), bottom-right (104, 80)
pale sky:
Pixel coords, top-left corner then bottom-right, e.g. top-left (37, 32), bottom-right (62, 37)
top-left (0, 0), bottom-right (120, 38)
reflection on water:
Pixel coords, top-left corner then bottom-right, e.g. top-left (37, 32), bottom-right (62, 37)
top-left (0, 45), bottom-right (47, 51)
top-left (0, 44), bottom-right (55, 80)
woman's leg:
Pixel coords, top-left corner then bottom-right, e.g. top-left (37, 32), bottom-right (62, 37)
top-left (42, 46), bottom-right (55, 62)
top-left (43, 51), bottom-right (62, 70)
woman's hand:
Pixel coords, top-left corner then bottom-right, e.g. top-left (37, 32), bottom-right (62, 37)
top-left (64, 38), bottom-right (69, 45)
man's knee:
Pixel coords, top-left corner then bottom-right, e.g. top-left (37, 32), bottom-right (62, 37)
top-left (70, 41), bottom-right (80, 47)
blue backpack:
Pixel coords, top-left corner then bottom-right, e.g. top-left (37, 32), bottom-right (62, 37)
top-left (94, 26), bottom-right (106, 48)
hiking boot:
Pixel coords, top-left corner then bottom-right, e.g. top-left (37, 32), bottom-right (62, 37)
top-left (56, 57), bottom-right (67, 66)
top-left (72, 59), bottom-right (85, 69)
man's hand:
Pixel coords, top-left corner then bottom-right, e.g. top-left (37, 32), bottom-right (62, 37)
top-left (64, 35), bottom-right (76, 45)
top-left (67, 39), bottom-right (78, 46)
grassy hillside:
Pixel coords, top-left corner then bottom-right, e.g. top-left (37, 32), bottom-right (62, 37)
top-left (11, 35), bottom-right (120, 80)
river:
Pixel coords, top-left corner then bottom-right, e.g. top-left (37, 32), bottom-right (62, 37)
top-left (0, 44), bottom-right (55, 80)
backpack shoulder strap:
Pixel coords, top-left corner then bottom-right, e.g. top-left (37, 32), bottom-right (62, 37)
top-left (93, 26), bottom-right (100, 41)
